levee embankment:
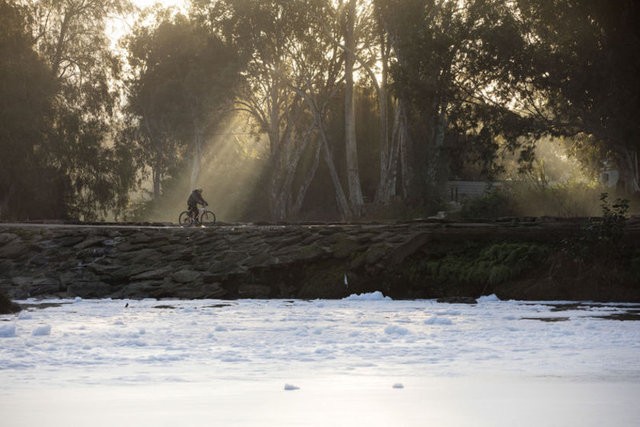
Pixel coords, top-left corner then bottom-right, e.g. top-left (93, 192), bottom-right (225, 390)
top-left (1, 219), bottom-right (639, 302)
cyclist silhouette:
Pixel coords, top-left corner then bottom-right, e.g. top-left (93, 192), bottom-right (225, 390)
top-left (187, 188), bottom-right (208, 221)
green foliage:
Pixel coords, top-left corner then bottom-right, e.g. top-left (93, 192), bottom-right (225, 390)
top-left (596, 193), bottom-right (630, 243)
top-left (0, 1), bottom-right (61, 220)
top-left (0, 0), bottom-right (138, 220)
top-left (2, 0), bottom-right (639, 222)
top-left (35, 0), bottom-right (132, 220)
top-left (425, 243), bottom-right (550, 287)
top-left (563, 193), bottom-right (630, 261)
top-left (519, 1), bottom-right (640, 163)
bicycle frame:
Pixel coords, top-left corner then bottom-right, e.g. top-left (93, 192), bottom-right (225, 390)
top-left (179, 205), bottom-right (216, 227)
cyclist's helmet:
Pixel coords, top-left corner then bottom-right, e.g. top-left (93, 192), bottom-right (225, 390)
top-left (195, 188), bottom-right (203, 193)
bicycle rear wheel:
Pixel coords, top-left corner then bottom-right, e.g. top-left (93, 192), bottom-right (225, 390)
top-left (200, 210), bottom-right (216, 226)
top-left (178, 211), bottom-right (192, 226)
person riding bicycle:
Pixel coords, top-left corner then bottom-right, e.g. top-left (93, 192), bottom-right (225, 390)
top-left (187, 188), bottom-right (208, 222)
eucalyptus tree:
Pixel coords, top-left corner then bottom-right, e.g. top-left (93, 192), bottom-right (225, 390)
top-left (375, 0), bottom-right (549, 205)
top-left (124, 9), bottom-right (242, 199)
top-left (22, 0), bottom-right (134, 219)
top-left (320, 0), bottom-right (395, 206)
top-left (287, 0), bottom-right (356, 219)
top-left (193, 0), bottom-right (354, 219)
top-left (193, 0), bottom-right (299, 219)
top-left (340, 0), bottom-right (365, 214)
top-left (515, 0), bottom-right (640, 193)
top-left (0, 0), bottom-right (58, 219)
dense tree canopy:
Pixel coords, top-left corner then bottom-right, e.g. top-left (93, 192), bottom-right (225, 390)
top-left (0, 0), bottom-right (58, 219)
top-left (516, 0), bottom-right (640, 191)
top-left (124, 9), bottom-right (242, 200)
top-left (1, 0), bottom-right (638, 221)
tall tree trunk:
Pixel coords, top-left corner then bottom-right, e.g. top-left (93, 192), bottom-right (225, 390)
top-left (289, 81), bottom-right (352, 220)
top-left (377, 100), bottom-right (401, 202)
top-left (374, 25), bottom-right (393, 204)
top-left (344, 0), bottom-right (364, 215)
top-left (0, 182), bottom-right (16, 220)
top-left (268, 144), bottom-right (289, 221)
top-left (152, 164), bottom-right (161, 200)
top-left (396, 100), bottom-right (412, 199)
top-left (290, 137), bottom-right (322, 217)
top-left (143, 115), bottom-right (162, 200)
top-left (268, 71), bottom-right (281, 156)
top-left (426, 105), bottom-right (447, 187)
top-left (190, 126), bottom-right (204, 190)
top-left (319, 124), bottom-right (352, 220)
top-left (268, 125), bottom-right (313, 221)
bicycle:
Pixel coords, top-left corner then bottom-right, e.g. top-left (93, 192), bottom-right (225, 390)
top-left (178, 206), bottom-right (216, 226)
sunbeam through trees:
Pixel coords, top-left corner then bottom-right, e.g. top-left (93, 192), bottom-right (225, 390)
top-left (1, 0), bottom-right (639, 222)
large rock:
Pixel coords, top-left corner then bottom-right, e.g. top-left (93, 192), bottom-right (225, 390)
top-left (131, 267), bottom-right (175, 281)
top-left (0, 289), bottom-right (20, 314)
top-left (0, 240), bottom-right (28, 259)
top-left (172, 269), bottom-right (202, 283)
top-left (0, 232), bottom-right (18, 244)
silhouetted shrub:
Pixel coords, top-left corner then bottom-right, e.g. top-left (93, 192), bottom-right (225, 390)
top-left (563, 192), bottom-right (630, 261)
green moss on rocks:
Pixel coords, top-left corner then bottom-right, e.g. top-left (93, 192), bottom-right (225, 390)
top-left (391, 242), bottom-right (552, 299)
top-left (427, 242), bottom-right (550, 287)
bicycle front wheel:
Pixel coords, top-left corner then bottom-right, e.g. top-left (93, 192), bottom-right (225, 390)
top-left (178, 211), bottom-right (192, 226)
top-left (200, 210), bottom-right (216, 226)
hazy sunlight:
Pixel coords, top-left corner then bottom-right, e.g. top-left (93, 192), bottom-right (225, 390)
top-left (106, 0), bottom-right (188, 49)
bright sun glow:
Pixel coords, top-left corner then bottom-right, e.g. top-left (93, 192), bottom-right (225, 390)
top-left (106, 0), bottom-right (188, 49)
top-left (131, 0), bottom-right (187, 10)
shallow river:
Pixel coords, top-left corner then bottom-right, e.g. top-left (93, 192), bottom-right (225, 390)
top-left (1, 295), bottom-right (639, 426)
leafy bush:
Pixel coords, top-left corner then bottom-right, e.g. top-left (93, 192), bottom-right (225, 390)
top-left (563, 192), bottom-right (630, 261)
top-left (595, 192), bottom-right (629, 243)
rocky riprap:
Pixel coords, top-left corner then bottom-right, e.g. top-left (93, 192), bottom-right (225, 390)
top-left (0, 219), bottom-right (638, 301)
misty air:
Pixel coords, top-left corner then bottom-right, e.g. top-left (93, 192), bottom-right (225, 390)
top-left (1, 1), bottom-right (639, 426)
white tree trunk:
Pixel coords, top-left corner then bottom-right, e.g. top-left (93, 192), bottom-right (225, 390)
top-left (320, 125), bottom-right (352, 220)
top-left (152, 165), bottom-right (161, 200)
top-left (373, 22), bottom-right (394, 204)
top-left (344, 0), bottom-right (364, 215)
top-left (291, 137), bottom-right (322, 217)
top-left (190, 127), bottom-right (204, 190)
